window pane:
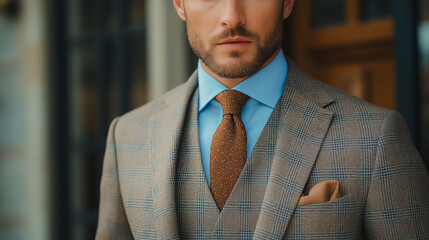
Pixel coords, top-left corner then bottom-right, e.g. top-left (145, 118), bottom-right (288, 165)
top-left (69, 0), bottom-right (96, 35)
top-left (69, 45), bottom-right (99, 142)
top-left (69, 0), bottom-right (119, 34)
top-left (360, 0), bottom-right (393, 21)
top-left (312, 0), bottom-right (346, 29)
top-left (70, 151), bottom-right (99, 240)
top-left (106, 0), bottom-right (118, 31)
top-left (105, 41), bottom-right (120, 123)
top-left (130, 36), bottom-right (148, 108)
top-left (64, 1), bottom-right (149, 239)
top-left (128, 0), bottom-right (145, 26)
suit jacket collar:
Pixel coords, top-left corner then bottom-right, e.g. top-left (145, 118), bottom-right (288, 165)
top-left (148, 60), bottom-right (335, 239)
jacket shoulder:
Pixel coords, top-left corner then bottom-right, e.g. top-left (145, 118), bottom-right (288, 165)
top-left (111, 80), bottom-right (190, 139)
top-left (286, 59), bottom-right (391, 117)
top-left (289, 62), bottom-right (405, 137)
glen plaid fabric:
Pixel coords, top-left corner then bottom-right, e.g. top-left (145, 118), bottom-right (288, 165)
top-left (175, 89), bottom-right (220, 238)
top-left (95, 60), bottom-right (429, 239)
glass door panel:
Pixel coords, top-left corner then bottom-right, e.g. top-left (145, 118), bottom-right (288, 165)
top-left (106, 0), bottom-right (119, 31)
top-left (360, 0), bottom-right (393, 21)
top-left (128, 0), bottom-right (145, 26)
top-left (312, 0), bottom-right (346, 28)
top-left (130, 36), bottom-right (148, 108)
top-left (69, 44), bottom-right (99, 142)
top-left (68, 0), bottom-right (96, 36)
top-left (63, 0), bottom-right (148, 239)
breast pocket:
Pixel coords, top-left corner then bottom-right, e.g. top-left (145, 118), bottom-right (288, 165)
top-left (284, 195), bottom-right (366, 239)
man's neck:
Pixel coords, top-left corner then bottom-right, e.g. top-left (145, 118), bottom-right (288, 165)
top-left (200, 48), bottom-right (281, 89)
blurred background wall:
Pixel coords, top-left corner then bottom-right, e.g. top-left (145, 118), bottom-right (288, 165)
top-left (0, 0), bottom-right (427, 239)
top-left (0, 0), bottom-right (49, 239)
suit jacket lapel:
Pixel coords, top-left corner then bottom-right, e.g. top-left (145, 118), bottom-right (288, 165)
top-left (149, 71), bottom-right (198, 239)
top-left (253, 61), bottom-right (335, 239)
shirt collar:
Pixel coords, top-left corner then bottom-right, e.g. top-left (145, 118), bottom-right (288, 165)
top-left (198, 49), bottom-right (288, 111)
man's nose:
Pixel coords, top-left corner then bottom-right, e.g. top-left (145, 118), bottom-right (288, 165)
top-left (219, 0), bottom-right (246, 29)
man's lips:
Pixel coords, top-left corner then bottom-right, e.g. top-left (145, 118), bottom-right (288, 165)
top-left (217, 37), bottom-right (252, 50)
top-left (217, 37), bottom-right (252, 45)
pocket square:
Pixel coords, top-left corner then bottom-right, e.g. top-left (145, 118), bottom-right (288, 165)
top-left (297, 180), bottom-right (343, 206)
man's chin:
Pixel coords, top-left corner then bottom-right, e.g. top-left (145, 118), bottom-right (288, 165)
top-left (209, 62), bottom-right (258, 79)
top-left (215, 55), bottom-right (255, 67)
top-left (200, 50), bottom-right (264, 79)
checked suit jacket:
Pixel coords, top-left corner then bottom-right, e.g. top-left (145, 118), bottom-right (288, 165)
top-left (95, 60), bottom-right (429, 239)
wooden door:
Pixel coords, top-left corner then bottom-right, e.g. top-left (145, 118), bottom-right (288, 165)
top-left (285, 0), bottom-right (395, 109)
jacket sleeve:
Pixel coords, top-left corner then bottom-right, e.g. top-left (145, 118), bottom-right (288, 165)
top-left (95, 117), bottom-right (134, 239)
top-left (364, 111), bottom-right (429, 239)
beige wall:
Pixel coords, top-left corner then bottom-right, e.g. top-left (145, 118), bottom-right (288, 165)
top-left (0, 0), bottom-right (50, 239)
top-left (146, 0), bottom-right (189, 100)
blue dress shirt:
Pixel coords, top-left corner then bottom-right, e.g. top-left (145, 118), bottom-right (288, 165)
top-left (198, 50), bottom-right (288, 187)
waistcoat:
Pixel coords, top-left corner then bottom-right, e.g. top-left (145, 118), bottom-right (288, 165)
top-left (175, 88), bottom-right (282, 239)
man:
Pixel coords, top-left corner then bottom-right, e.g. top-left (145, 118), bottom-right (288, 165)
top-left (96, 0), bottom-right (429, 239)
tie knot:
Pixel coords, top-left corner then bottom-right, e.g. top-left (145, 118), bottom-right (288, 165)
top-left (215, 90), bottom-right (250, 116)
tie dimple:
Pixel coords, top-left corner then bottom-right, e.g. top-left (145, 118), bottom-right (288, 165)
top-left (210, 90), bottom-right (250, 211)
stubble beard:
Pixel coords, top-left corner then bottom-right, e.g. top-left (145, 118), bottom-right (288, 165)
top-left (187, 16), bottom-right (284, 79)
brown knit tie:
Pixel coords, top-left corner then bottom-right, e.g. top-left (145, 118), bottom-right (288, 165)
top-left (210, 90), bottom-right (250, 211)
